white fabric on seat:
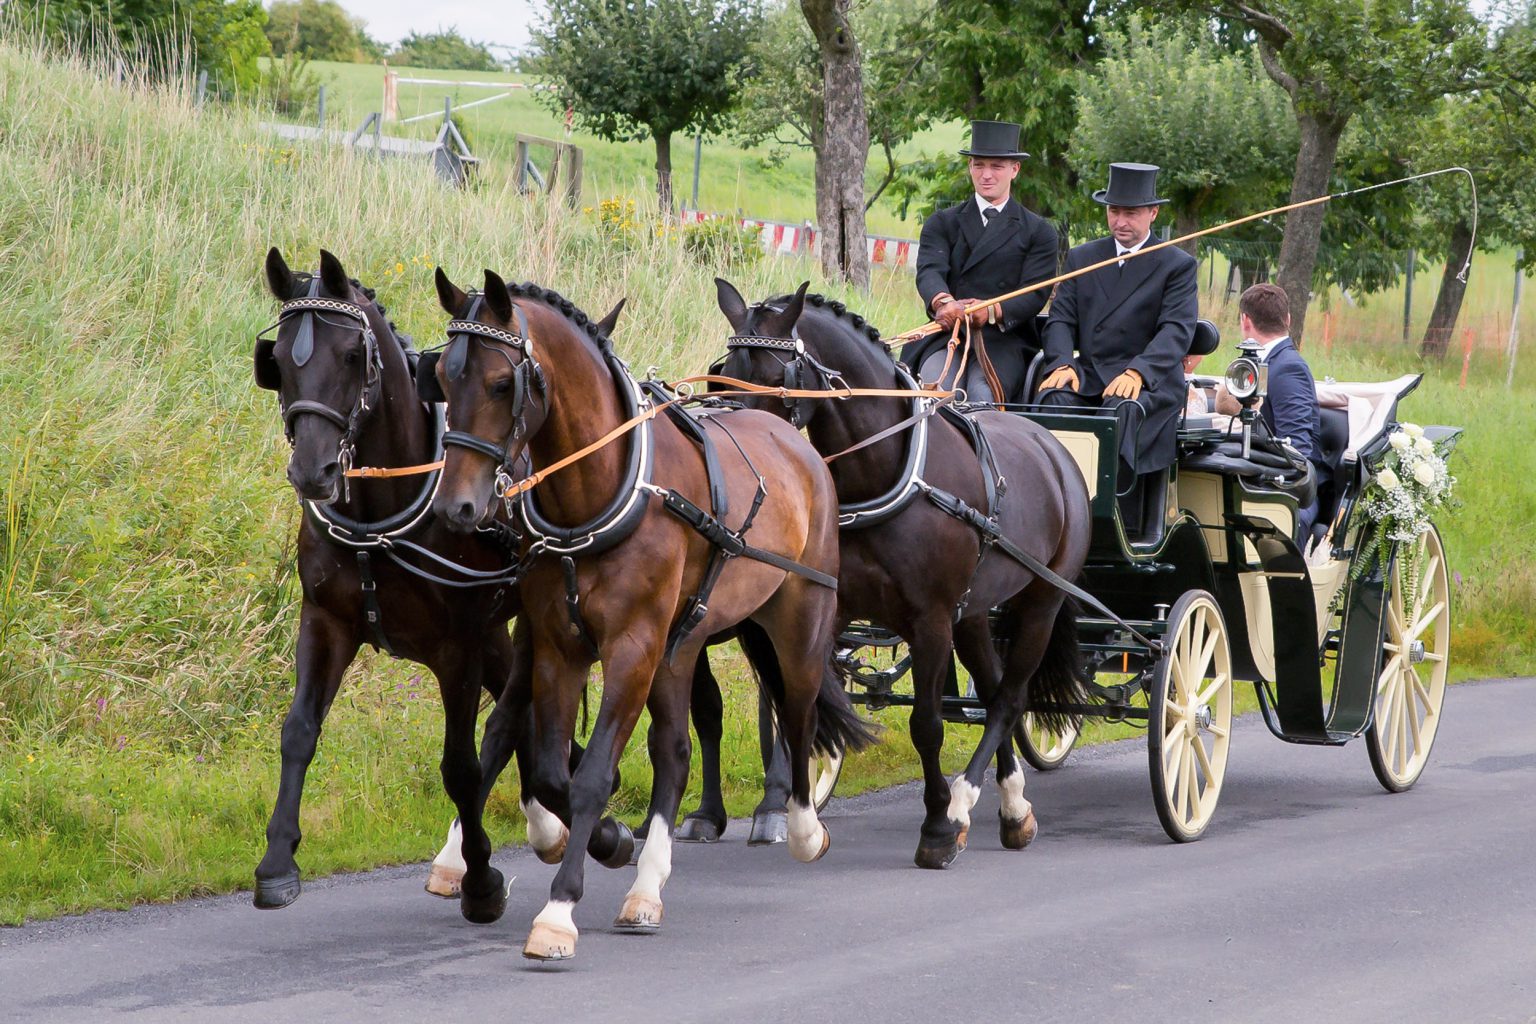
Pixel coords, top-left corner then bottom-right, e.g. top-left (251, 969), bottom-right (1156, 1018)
top-left (1313, 375), bottom-right (1421, 459)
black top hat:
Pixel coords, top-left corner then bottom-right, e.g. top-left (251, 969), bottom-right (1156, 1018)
top-left (1092, 162), bottom-right (1170, 206)
top-left (959, 120), bottom-right (1029, 160)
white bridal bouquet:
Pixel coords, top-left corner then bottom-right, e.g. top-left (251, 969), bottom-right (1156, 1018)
top-left (1356, 422), bottom-right (1457, 589)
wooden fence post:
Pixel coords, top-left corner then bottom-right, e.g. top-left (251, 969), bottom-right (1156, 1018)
top-left (1507, 250), bottom-right (1526, 389)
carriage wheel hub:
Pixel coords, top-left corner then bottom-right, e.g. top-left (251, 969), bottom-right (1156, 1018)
top-left (1408, 640), bottom-right (1427, 665)
top-left (1195, 704), bottom-right (1213, 730)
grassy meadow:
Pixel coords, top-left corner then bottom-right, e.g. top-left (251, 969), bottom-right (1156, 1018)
top-left (1, 37), bottom-right (1532, 925)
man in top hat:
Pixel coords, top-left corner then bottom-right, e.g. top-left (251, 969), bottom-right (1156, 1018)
top-left (901, 120), bottom-right (1059, 403)
top-left (1038, 162), bottom-right (1198, 487)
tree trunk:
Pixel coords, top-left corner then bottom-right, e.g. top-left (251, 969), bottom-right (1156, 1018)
top-left (1419, 219), bottom-right (1474, 359)
top-left (1275, 109), bottom-right (1348, 348)
top-left (653, 130), bottom-right (674, 212)
top-left (802, 0), bottom-right (870, 288)
top-left (1174, 189), bottom-right (1210, 258)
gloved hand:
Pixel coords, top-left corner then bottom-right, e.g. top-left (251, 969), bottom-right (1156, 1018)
top-left (1038, 366), bottom-right (1080, 392)
top-left (1104, 369), bottom-right (1144, 401)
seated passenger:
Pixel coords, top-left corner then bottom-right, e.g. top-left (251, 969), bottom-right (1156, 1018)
top-left (1230, 283), bottom-right (1328, 538)
top-left (1183, 352), bottom-right (1213, 418)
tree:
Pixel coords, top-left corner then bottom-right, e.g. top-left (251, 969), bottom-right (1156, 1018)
top-left (1071, 14), bottom-right (1296, 255)
top-left (1166, 0), bottom-right (1490, 344)
top-left (801, 0), bottom-right (869, 286)
top-left (889, 0), bottom-right (1102, 228)
top-left (264, 0), bottom-right (366, 62)
top-left (389, 29), bottom-right (499, 72)
top-left (531, 0), bottom-right (762, 210)
top-left (7, 0), bottom-right (270, 94)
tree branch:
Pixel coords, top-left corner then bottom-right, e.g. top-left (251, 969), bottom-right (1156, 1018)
top-left (1256, 37), bottom-right (1298, 97)
top-left (865, 136), bottom-right (897, 212)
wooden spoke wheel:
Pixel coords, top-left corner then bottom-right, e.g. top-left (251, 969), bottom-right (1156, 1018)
top-left (1367, 524), bottom-right (1450, 793)
top-left (810, 749), bottom-right (843, 813)
top-left (1014, 713), bottom-right (1081, 771)
top-left (1147, 591), bottom-right (1233, 843)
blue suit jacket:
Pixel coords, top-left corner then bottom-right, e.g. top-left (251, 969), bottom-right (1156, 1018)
top-left (1260, 338), bottom-right (1324, 472)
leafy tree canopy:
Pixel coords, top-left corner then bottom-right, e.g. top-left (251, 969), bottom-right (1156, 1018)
top-left (265, 0), bottom-right (368, 62)
top-left (388, 28), bottom-right (500, 71)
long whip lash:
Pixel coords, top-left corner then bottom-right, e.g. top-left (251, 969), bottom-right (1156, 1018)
top-left (891, 166), bottom-right (1478, 344)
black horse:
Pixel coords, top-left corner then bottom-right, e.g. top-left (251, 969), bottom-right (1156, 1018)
top-left (252, 249), bottom-right (637, 923)
top-left (713, 280), bottom-right (1091, 867)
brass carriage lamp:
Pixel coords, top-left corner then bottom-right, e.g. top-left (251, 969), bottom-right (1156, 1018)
top-left (1224, 339), bottom-right (1267, 459)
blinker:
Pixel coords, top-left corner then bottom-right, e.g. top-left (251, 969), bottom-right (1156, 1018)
top-left (442, 335), bottom-right (469, 381)
top-left (292, 274), bottom-right (321, 367)
top-left (416, 351), bottom-right (445, 404)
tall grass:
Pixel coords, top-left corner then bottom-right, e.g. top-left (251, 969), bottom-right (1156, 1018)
top-left (1, 36), bottom-right (1529, 922)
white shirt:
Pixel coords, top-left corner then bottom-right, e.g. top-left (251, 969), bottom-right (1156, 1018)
top-left (1253, 335), bottom-right (1290, 362)
top-left (973, 195), bottom-right (1005, 223)
top-left (1115, 232), bottom-right (1151, 265)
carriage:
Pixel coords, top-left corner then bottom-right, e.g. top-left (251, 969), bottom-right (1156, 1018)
top-left (818, 321), bottom-right (1460, 842)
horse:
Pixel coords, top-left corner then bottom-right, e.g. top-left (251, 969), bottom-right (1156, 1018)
top-left (426, 268), bottom-right (874, 961)
top-left (713, 279), bottom-right (1091, 868)
top-left (252, 249), bottom-right (632, 924)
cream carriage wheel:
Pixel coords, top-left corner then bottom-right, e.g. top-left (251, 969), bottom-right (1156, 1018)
top-left (810, 749), bottom-right (843, 812)
top-left (1366, 524), bottom-right (1450, 793)
top-left (1014, 713), bottom-right (1081, 771)
top-left (1147, 591), bottom-right (1233, 843)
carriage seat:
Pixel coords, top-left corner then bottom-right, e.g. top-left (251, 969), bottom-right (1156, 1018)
top-left (1309, 405), bottom-right (1352, 545)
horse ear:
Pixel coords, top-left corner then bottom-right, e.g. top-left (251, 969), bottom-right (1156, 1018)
top-left (595, 297), bottom-right (627, 336)
top-left (715, 278), bottom-right (747, 332)
top-left (758, 281), bottom-right (809, 339)
top-left (436, 266), bottom-right (467, 315)
top-left (318, 249), bottom-right (350, 297)
top-left (482, 269), bottom-right (513, 323)
top-left (265, 247), bottom-right (294, 300)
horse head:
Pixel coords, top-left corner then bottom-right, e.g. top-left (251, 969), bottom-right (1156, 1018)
top-left (426, 267), bottom-right (553, 531)
top-left (258, 248), bottom-right (386, 503)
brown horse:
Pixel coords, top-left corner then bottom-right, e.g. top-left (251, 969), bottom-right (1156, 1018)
top-left (252, 250), bottom-right (632, 924)
top-left (427, 268), bottom-right (873, 961)
top-left (715, 280), bottom-right (1090, 868)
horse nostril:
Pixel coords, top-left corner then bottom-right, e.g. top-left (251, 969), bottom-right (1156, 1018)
top-left (319, 461), bottom-right (340, 482)
top-left (455, 501), bottom-right (477, 523)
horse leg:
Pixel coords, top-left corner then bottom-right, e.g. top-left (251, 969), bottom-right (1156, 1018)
top-left (954, 597), bottom-right (1064, 851)
top-left (907, 614), bottom-right (966, 869)
top-left (428, 629), bottom-right (527, 898)
top-left (749, 694), bottom-right (793, 846)
top-left (254, 601), bottom-right (357, 908)
top-left (615, 657), bottom-right (696, 930)
top-left (676, 651), bottom-right (729, 843)
top-left (954, 613), bottom-right (1036, 850)
top-left (432, 649), bottom-right (510, 924)
top-left (526, 637), bottom-right (660, 962)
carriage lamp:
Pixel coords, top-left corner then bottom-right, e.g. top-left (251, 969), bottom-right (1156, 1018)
top-left (1225, 340), bottom-right (1268, 459)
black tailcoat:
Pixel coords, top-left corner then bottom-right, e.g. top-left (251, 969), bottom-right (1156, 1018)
top-left (1041, 237), bottom-right (1199, 472)
top-left (901, 197), bottom-right (1059, 400)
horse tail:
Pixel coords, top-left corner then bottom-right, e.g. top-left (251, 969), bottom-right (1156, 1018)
top-left (1029, 593), bottom-right (1087, 737)
top-left (736, 621), bottom-right (879, 758)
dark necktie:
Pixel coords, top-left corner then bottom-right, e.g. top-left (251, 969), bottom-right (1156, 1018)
top-left (982, 206), bottom-right (997, 227)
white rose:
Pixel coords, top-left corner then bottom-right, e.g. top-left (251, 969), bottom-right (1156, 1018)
top-left (1415, 436), bottom-right (1434, 455)
top-left (1377, 468), bottom-right (1401, 490)
top-left (1402, 423), bottom-right (1425, 439)
top-left (1414, 461), bottom-right (1436, 486)
top-left (1389, 432), bottom-right (1411, 451)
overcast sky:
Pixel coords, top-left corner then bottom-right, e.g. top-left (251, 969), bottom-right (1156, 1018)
top-left (334, 0), bottom-right (543, 53)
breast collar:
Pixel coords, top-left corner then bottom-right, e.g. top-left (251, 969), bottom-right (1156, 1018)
top-left (304, 402), bottom-right (446, 548)
top-left (835, 360), bottom-right (934, 530)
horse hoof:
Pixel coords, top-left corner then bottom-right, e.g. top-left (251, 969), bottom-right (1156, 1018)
top-left (597, 821), bottom-right (635, 870)
top-left (956, 825), bottom-right (969, 853)
top-left (425, 863), bottom-right (464, 899)
top-left (627, 838), bottom-right (644, 866)
top-left (999, 809), bottom-right (1039, 850)
top-left (535, 833), bottom-right (568, 865)
top-left (913, 837), bottom-right (961, 870)
top-left (523, 922), bottom-right (578, 961)
top-left (613, 894), bottom-right (664, 932)
top-left (253, 871), bottom-right (301, 909)
top-left (460, 869), bottom-right (508, 924)
top-left (675, 816), bottom-right (724, 844)
top-left (791, 824), bottom-right (831, 864)
top-left (747, 810), bottom-right (788, 846)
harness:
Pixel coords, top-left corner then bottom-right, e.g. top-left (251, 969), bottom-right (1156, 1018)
top-left (257, 281), bottom-right (522, 656)
top-left (436, 300), bottom-right (838, 662)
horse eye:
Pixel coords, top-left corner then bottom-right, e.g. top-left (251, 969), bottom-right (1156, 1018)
top-left (343, 348), bottom-right (360, 366)
top-left (489, 377), bottom-right (513, 398)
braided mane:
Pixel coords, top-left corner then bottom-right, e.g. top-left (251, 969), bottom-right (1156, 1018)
top-left (505, 280), bottom-right (617, 355)
top-left (762, 291), bottom-right (886, 347)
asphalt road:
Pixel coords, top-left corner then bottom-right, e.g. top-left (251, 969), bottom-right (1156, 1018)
top-left (4, 677), bottom-right (1533, 1024)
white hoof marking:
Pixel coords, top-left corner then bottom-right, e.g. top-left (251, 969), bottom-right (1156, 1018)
top-left (786, 799), bottom-right (825, 863)
top-left (431, 818), bottom-right (467, 873)
top-left (626, 814), bottom-right (672, 902)
top-left (523, 798), bottom-right (567, 856)
top-left (947, 775), bottom-right (981, 828)
top-left (998, 771), bottom-right (1031, 823)
top-left (532, 899), bottom-right (577, 938)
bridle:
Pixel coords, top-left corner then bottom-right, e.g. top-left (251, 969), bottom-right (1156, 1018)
top-left (255, 275), bottom-right (383, 480)
top-left (424, 293), bottom-right (544, 499)
top-left (725, 327), bottom-right (847, 429)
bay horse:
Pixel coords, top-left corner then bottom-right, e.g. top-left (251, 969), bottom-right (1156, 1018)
top-left (714, 279), bottom-right (1090, 868)
top-left (252, 249), bottom-right (634, 924)
top-left (427, 268), bottom-right (874, 961)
